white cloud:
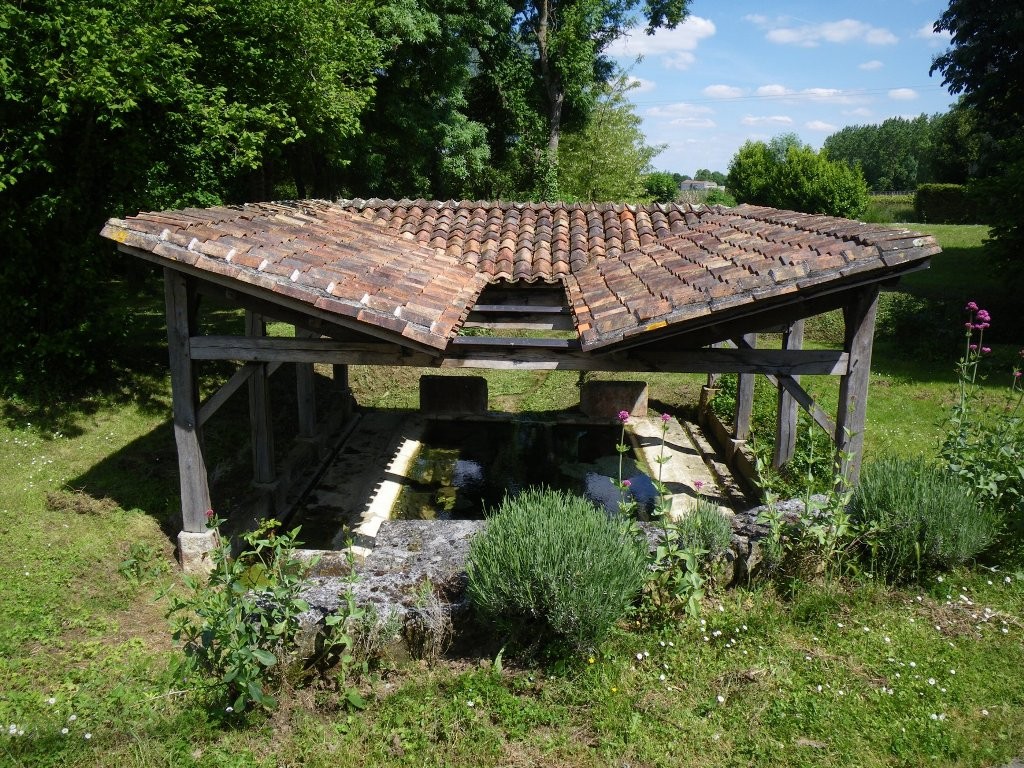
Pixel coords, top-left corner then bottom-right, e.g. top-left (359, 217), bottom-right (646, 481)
top-left (606, 16), bottom-right (716, 70)
top-left (888, 88), bottom-right (919, 100)
top-left (647, 102), bottom-right (714, 119)
top-left (742, 14), bottom-right (768, 25)
top-left (703, 84), bottom-right (744, 99)
top-left (625, 76), bottom-right (656, 94)
top-left (859, 59), bottom-right (883, 71)
top-left (914, 22), bottom-right (951, 44)
top-left (843, 107), bottom-right (873, 117)
top-left (670, 117), bottom-right (717, 129)
top-left (664, 52), bottom-right (697, 70)
top-left (742, 115), bottom-right (793, 126)
top-left (806, 120), bottom-right (838, 132)
top-left (755, 84), bottom-right (861, 105)
top-left (764, 18), bottom-right (898, 48)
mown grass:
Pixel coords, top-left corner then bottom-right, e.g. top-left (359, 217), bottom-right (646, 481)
top-left (2, 225), bottom-right (1023, 767)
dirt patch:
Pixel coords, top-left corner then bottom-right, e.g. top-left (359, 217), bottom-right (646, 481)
top-left (46, 488), bottom-right (119, 516)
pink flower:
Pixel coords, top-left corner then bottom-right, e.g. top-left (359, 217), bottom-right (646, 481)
top-left (969, 344), bottom-right (978, 352)
top-left (981, 347), bottom-right (991, 354)
top-left (694, 480), bottom-right (705, 491)
top-left (966, 301), bottom-right (978, 312)
top-left (977, 309), bottom-right (991, 323)
top-left (622, 479), bottom-right (632, 488)
top-left (617, 410), bottom-right (630, 424)
top-left (965, 322), bottom-right (974, 330)
top-left (660, 413), bottom-right (671, 423)
top-left (1015, 371), bottom-right (1022, 379)
top-left (205, 509), bottom-right (215, 520)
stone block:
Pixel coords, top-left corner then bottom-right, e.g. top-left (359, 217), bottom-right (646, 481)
top-left (419, 375), bottom-right (487, 415)
top-left (579, 380), bottom-right (648, 418)
top-left (178, 529), bottom-right (219, 575)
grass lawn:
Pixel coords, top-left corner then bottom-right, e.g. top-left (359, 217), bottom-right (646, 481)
top-left (1, 224), bottom-right (1022, 767)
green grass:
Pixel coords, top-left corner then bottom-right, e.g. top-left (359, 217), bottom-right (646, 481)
top-left (2, 225), bottom-right (1023, 766)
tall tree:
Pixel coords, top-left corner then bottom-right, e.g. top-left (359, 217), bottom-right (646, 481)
top-left (557, 75), bottom-right (664, 201)
top-left (509, 0), bottom-right (691, 163)
top-left (931, 0), bottom-right (1024, 266)
top-left (0, 0), bottom-right (383, 390)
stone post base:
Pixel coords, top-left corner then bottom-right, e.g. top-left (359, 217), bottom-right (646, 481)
top-left (178, 530), bottom-right (220, 575)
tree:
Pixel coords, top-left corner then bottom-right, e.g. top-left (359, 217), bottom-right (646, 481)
top-left (726, 135), bottom-right (869, 218)
top-left (644, 171), bottom-right (680, 202)
top-left (557, 76), bottom-right (664, 202)
top-left (693, 169), bottom-right (726, 185)
top-left (508, 0), bottom-right (691, 168)
top-left (931, 0), bottom-right (1024, 267)
top-left (0, 0), bottom-right (384, 390)
top-left (823, 116), bottom-right (932, 192)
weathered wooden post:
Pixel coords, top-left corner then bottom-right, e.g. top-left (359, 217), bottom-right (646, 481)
top-left (773, 320), bottom-right (805, 468)
top-left (733, 333), bottom-right (757, 459)
top-left (164, 268), bottom-right (215, 573)
top-left (836, 286), bottom-right (880, 485)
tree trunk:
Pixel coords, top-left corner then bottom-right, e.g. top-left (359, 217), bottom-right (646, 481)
top-left (535, 0), bottom-right (563, 157)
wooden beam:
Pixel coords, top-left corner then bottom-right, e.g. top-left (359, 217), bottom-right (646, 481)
top-left (471, 304), bottom-right (569, 315)
top-left (729, 335), bottom-right (838, 437)
top-left (836, 285), bottom-right (880, 485)
top-left (463, 314), bottom-right (575, 331)
top-left (773, 320), bottom-right (805, 468)
top-left (188, 334), bottom-right (850, 374)
top-left (295, 327), bottom-right (317, 438)
top-left (734, 334), bottom-right (756, 441)
top-left (164, 269), bottom-right (212, 533)
top-left (246, 312), bottom-right (276, 485)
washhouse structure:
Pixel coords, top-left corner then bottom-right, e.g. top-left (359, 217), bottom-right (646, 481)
top-left (101, 199), bottom-right (940, 570)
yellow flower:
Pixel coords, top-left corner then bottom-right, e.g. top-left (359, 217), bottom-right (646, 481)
top-left (588, 657), bottom-right (595, 664)
top-left (611, 686), bottom-right (618, 693)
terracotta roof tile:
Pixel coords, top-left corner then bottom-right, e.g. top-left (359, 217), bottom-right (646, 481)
top-left (103, 199), bottom-right (940, 354)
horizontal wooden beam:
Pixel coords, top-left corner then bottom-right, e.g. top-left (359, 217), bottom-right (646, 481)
top-left (471, 304), bottom-right (568, 315)
top-left (188, 334), bottom-right (848, 374)
top-left (463, 314), bottom-right (575, 331)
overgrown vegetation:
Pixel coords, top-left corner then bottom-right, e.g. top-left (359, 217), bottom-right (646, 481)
top-left (850, 456), bottom-right (1001, 583)
top-left (2, 225), bottom-right (1024, 765)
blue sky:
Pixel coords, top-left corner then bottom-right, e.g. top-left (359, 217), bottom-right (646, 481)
top-left (606, 0), bottom-right (957, 176)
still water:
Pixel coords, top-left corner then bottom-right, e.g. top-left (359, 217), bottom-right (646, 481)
top-left (392, 420), bottom-right (656, 519)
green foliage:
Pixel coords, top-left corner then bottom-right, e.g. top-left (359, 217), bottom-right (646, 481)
top-left (0, 0), bottom-right (383, 392)
top-left (644, 171), bottom-right (679, 202)
top-left (914, 183), bottom-right (984, 224)
top-left (693, 169), bottom-right (727, 185)
top-left (557, 75), bottom-right (665, 202)
top-left (822, 115), bottom-right (932, 192)
top-left (940, 307), bottom-right (1024, 519)
top-left (703, 188), bottom-right (737, 207)
top-left (167, 518), bottom-right (312, 711)
top-left (862, 193), bottom-right (915, 224)
top-left (466, 487), bottom-right (647, 654)
top-left (674, 498), bottom-right (733, 564)
top-left (932, 0), bottom-right (1024, 271)
top-left (850, 456), bottom-right (1001, 583)
top-left (726, 135), bottom-right (869, 218)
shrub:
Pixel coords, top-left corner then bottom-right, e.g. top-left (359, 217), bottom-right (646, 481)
top-left (914, 183), bottom-right (983, 224)
top-left (466, 487), bottom-right (647, 654)
top-left (850, 456), bottom-right (1001, 582)
top-left (675, 497), bottom-right (733, 560)
top-left (167, 518), bottom-right (312, 711)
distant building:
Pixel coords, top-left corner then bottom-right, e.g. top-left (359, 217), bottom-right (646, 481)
top-left (679, 180), bottom-right (720, 191)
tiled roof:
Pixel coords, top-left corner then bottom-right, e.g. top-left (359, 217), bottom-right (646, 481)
top-left (102, 199), bottom-right (940, 354)
top-left (339, 198), bottom-right (701, 282)
top-left (101, 201), bottom-right (489, 350)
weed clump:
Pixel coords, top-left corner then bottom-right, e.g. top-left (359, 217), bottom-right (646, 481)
top-left (466, 487), bottom-right (646, 655)
top-left (675, 497), bottom-right (733, 560)
top-left (850, 455), bottom-right (1001, 582)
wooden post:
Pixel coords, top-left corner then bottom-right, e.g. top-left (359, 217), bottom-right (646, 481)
top-left (836, 286), bottom-right (880, 485)
top-left (164, 269), bottom-right (212, 533)
top-left (246, 312), bottom-right (276, 484)
top-left (295, 327), bottom-right (317, 438)
top-left (773, 320), bottom-right (805, 468)
top-left (734, 333), bottom-right (757, 441)
top-left (332, 363), bottom-right (352, 419)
